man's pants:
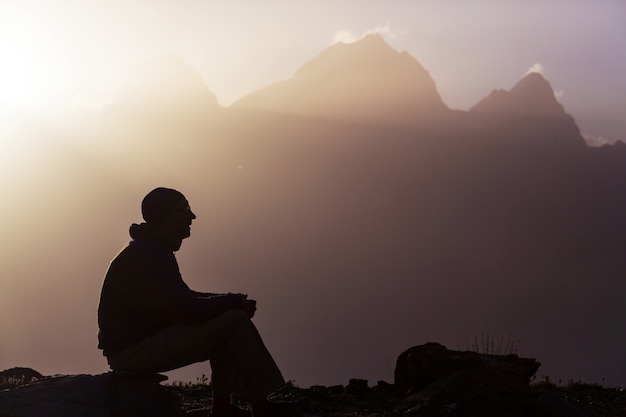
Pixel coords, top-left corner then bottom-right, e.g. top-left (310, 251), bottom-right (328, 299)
top-left (107, 309), bottom-right (285, 402)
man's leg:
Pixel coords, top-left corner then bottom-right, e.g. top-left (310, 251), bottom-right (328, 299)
top-left (208, 310), bottom-right (285, 403)
top-left (107, 309), bottom-right (285, 402)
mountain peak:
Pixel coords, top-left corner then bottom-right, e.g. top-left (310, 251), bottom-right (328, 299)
top-left (356, 32), bottom-right (387, 45)
top-left (469, 71), bottom-right (584, 148)
top-left (350, 33), bottom-right (390, 51)
top-left (234, 35), bottom-right (447, 123)
top-left (295, 34), bottom-right (407, 80)
top-left (470, 72), bottom-right (565, 116)
top-left (510, 72), bottom-right (550, 93)
top-left (108, 54), bottom-right (220, 117)
top-left (508, 72), bottom-right (565, 114)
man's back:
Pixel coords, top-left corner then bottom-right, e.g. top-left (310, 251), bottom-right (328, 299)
top-left (98, 239), bottom-right (241, 356)
top-left (98, 240), bottom-right (174, 356)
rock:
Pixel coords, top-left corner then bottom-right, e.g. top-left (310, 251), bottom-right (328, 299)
top-left (614, 392), bottom-right (626, 416)
top-left (0, 367), bottom-right (43, 389)
top-left (345, 379), bottom-right (368, 395)
top-left (395, 342), bottom-right (540, 395)
top-left (373, 380), bottom-right (395, 394)
top-left (531, 391), bottom-right (591, 417)
top-left (0, 371), bottom-right (183, 417)
top-left (393, 343), bottom-right (590, 417)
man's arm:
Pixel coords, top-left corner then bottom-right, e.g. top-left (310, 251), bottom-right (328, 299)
top-left (191, 290), bottom-right (247, 299)
top-left (241, 298), bottom-right (257, 318)
top-left (194, 291), bottom-right (257, 318)
top-left (190, 290), bottom-right (217, 297)
top-left (131, 247), bottom-right (245, 323)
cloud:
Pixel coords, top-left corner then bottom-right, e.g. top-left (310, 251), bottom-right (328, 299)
top-left (583, 135), bottom-right (612, 147)
top-left (363, 23), bottom-right (398, 39)
top-left (332, 30), bottom-right (359, 44)
top-left (332, 23), bottom-right (399, 45)
top-left (553, 89), bottom-right (565, 101)
top-left (524, 63), bottom-right (544, 75)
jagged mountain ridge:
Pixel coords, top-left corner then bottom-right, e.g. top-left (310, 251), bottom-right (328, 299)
top-left (106, 35), bottom-right (585, 149)
top-left (233, 34), bottom-right (447, 122)
top-left (106, 54), bottom-right (222, 119)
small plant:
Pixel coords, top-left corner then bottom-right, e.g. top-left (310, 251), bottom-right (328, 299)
top-left (195, 373), bottom-right (210, 386)
top-left (167, 373), bottom-right (212, 389)
top-left (459, 331), bottom-right (520, 355)
top-left (563, 378), bottom-right (604, 392)
top-left (531, 375), bottom-right (557, 391)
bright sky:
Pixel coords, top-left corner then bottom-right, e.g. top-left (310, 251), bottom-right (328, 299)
top-left (1, 1), bottom-right (625, 141)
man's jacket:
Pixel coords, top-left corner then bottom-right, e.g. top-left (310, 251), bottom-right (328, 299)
top-left (97, 238), bottom-right (241, 356)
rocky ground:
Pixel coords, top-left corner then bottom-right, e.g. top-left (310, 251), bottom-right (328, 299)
top-left (167, 379), bottom-right (626, 417)
top-left (548, 384), bottom-right (625, 417)
top-left (2, 344), bottom-right (625, 417)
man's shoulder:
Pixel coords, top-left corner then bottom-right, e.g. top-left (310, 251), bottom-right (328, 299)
top-left (115, 239), bottom-right (174, 266)
top-left (112, 240), bottom-right (159, 264)
top-left (128, 239), bottom-right (161, 251)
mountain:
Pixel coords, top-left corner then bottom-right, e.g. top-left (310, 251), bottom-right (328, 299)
top-left (470, 72), bottom-right (566, 116)
top-left (106, 54), bottom-right (222, 120)
top-left (468, 72), bottom-right (585, 148)
top-left (233, 34), bottom-right (448, 124)
top-left (232, 36), bottom-right (584, 148)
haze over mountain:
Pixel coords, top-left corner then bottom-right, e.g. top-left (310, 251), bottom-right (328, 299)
top-left (1, 35), bottom-right (625, 390)
top-left (467, 71), bottom-right (585, 149)
top-left (107, 54), bottom-right (222, 121)
top-left (471, 72), bottom-right (566, 116)
top-left (233, 34), bottom-right (447, 124)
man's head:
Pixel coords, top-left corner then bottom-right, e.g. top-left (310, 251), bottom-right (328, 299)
top-left (141, 187), bottom-right (196, 250)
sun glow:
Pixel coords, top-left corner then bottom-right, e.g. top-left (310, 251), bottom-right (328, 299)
top-left (0, 9), bottom-right (72, 113)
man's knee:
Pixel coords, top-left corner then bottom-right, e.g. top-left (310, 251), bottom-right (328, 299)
top-left (196, 309), bottom-right (254, 348)
top-left (193, 308), bottom-right (252, 343)
top-left (216, 308), bottom-right (250, 326)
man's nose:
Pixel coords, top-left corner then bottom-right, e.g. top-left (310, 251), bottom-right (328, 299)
top-left (190, 210), bottom-right (197, 220)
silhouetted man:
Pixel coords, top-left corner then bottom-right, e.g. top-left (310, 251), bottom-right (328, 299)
top-left (98, 187), bottom-right (285, 417)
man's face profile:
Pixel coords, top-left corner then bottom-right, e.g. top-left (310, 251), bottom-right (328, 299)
top-left (159, 199), bottom-right (197, 243)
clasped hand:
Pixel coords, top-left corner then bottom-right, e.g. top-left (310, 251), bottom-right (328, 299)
top-left (236, 293), bottom-right (257, 318)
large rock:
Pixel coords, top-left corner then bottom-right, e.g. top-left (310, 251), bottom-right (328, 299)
top-left (393, 343), bottom-right (588, 416)
top-left (0, 367), bottom-right (43, 390)
top-left (395, 342), bottom-right (540, 395)
top-left (0, 372), bottom-right (183, 417)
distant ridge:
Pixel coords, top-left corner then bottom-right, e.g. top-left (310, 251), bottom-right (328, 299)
top-left (107, 54), bottom-right (221, 119)
top-left (102, 39), bottom-right (585, 148)
top-left (233, 34), bottom-right (448, 123)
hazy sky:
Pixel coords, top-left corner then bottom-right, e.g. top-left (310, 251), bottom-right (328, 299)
top-left (1, 1), bottom-right (625, 142)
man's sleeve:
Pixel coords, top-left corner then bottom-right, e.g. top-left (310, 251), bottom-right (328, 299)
top-left (135, 250), bottom-right (243, 323)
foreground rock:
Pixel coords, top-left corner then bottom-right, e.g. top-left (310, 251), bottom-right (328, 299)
top-left (393, 342), bottom-right (589, 416)
top-left (0, 372), bottom-right (181, 417)
top-left (0, 367), bottom-right (43, 390)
